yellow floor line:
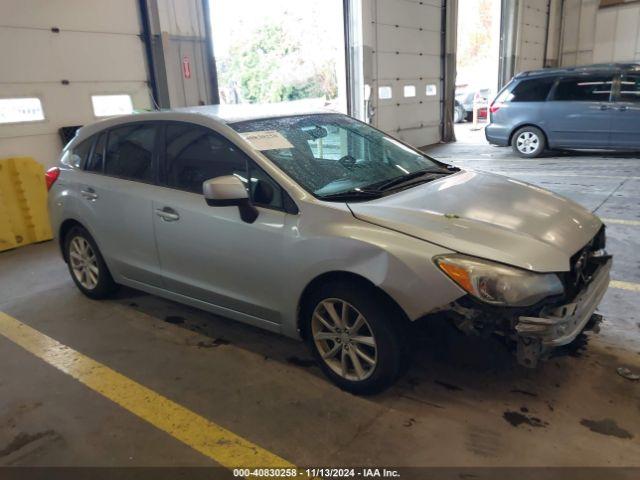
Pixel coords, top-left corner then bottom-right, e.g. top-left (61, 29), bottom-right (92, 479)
top-left (0, 311), bottom-right (297, 471)
top-left (610, 280), bottom-right (640, 292)
top-left (601, 218), bottom-right (640, 226)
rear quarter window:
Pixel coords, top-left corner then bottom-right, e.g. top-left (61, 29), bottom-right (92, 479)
top-left (62, 137), bottom-right (93, 169)
top-left (619, 74), bottom-right (640, 103)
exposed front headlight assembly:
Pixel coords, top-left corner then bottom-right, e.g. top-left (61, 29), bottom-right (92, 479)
top-left (434, 254), bottom-right (564, 307)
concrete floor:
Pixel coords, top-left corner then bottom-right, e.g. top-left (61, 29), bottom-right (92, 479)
top-left (1, 124), bottom-right (639, 473)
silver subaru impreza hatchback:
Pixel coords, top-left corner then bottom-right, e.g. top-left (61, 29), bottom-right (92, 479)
top-left (47, 104), bottom-right (612, 393)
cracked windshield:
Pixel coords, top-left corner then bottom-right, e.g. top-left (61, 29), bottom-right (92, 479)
top-left (232, 114), bottom-right (450, 199)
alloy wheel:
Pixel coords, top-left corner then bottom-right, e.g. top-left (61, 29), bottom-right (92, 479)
top-left (69, 236), bottom-right (99, 290)
top-left (311, 299), bottom-right (378, 381)
top-left (516, 131), bottom-right (539, 155)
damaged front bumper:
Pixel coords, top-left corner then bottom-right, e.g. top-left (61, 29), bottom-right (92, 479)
top-left (445, 257), bottom-right (612, 368)
top-left (515, 257), bottom-right (612, 367)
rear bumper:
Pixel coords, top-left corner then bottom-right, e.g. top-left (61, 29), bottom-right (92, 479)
top-left (484, 124), bottom-right (510, 146)
top-left (515, 257), bottom-right (611, 366)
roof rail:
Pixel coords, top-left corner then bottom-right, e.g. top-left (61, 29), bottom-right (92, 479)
top-left (514, 62), bottom-right (640, 78)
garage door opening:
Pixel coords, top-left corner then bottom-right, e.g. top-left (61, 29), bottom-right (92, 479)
top-left (208, 0), bottom-right (348, 113)
top-left (454, 0), bottom-right (501, 143)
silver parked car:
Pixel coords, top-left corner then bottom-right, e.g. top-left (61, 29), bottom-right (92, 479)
top-left (47, 105), bottom-right (612, 393)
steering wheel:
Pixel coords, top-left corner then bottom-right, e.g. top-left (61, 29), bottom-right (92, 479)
top-left (338, 155), bottom-right (357, 169)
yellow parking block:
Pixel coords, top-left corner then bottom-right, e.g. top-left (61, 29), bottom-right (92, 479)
top-left (0, 312), bottom-right (300, 473)
top-left (0, 157), bottom-right (52, 252)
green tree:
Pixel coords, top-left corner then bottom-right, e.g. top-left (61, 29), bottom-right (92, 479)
top-left (219, 22), bottom-right (336, 104)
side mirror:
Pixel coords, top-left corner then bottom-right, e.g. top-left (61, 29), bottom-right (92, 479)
top-left (203, 175), bottom-right (258, 224)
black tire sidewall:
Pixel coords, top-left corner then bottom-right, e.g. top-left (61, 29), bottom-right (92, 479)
top-left (303, 281), bottom-right (406, 395)
top-left (64, 226), bottom-right (116, 299)
top-left (512, 126), bottom-right (546, 158)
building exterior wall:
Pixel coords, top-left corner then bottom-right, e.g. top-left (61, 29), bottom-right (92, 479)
top-left (514, 0), bottom-right (550, 73)
top-left (0, 0), bottom-right (152, 167)
top-left (150, 0), bottom-right (214, 107)
top-left (560, 0), bottom-right (640, 65)
top-left (359, 0), bottom-right (444, 148)
top-left (0, 0), bottom-right (449, 165)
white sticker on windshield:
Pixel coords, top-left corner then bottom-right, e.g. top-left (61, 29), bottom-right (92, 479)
top-left (240, 130), bottom-right (293, 150)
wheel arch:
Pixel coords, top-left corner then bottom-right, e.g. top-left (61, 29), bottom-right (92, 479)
top-left (58, 218), bottom-right (86, 262)
top-left (508, 123), bottom-right (549, 148)
top-left (296, 270), bottom-right (409, 340)
top-left (58, 219), bottom-right (103, 264)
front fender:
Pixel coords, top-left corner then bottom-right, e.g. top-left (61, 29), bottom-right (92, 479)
top-left (280, 209), bottom-right (466, 338)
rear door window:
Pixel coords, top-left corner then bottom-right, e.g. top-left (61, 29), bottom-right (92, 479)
top-left (509, 77), bottom-right (555, 102)
top-left (552, 75), bottom-right (613, 102)
top-left (104, 124), bottom-right (157, 182)
top-left (162, 123), bottom-right (248, 194)
top-left (618, 74), bottom-right (640, 103)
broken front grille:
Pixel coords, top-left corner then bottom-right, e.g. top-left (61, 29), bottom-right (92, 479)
top-left (562, 225), bottom-right (607, 300)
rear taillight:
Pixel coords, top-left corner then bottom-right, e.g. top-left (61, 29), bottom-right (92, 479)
top-left (490, 102), bottom-right (502, 114)
top-left (45, 167), bottom-right (60, 191)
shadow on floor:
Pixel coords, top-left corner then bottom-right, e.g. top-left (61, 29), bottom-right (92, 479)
top-left (107, 285), bottom-right (615, 406)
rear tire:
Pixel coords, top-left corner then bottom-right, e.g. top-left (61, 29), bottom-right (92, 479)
top-left (64, 226), bottom-right (117, 299)
top-left (511, 126), bottom-right (546, 158)
top-left (303, 281), bottom-right (407, 394)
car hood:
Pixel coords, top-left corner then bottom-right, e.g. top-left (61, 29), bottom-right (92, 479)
top-left (348, 170), bottom-right (602, 272)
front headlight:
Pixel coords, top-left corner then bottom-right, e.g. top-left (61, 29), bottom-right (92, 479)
top-left (435, 254), bottom-right (564, 307)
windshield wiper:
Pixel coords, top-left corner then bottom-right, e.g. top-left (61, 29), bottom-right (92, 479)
top-left (319, 165), bottom-right (459, 201)
top-left (319, 189), bottom-right (383, 202)
top-left (368, 168), bottom-right (449, 192)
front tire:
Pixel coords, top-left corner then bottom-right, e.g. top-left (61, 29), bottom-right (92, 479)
top-left (64, 226), bottom-right (117, 299)
top-left (303, 281), bottom-right (406, 394)
top-left (512, 126), bottom-right (546, 158)
top-left (454, 107), bottom-right (463, 124)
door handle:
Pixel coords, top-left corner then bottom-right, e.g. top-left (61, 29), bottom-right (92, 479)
top-left (155, 207), bottom-right (180, 222)
top-left (80, 188), bottom-right (98, 201)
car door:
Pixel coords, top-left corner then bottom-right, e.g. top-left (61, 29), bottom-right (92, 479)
top-left (152, 122), bottom-right (291, 327)
top-left (545, 73), bottom-right (614, 148)
top-left (75, 123), bottom-right (164, 287)
top-left (610, 72), bottom-right (640, 149)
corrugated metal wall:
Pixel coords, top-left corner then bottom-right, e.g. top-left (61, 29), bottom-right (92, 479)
top-left (151, 0), bottom-right (214, 107)
top-left (360, 0), bottom-right (444, 148)
top-left (514, 0), bottom-right (550, 72)
top-left (559, 0), bottom-right (599, 65)
top-left (560, 0), bottom-right (640, 65)
top-left (1, 0), bottom-right (449, 162)
top-left (499, 0), bottom-right (552, 86)
top-left (0, 0), bottom-right (153, 167)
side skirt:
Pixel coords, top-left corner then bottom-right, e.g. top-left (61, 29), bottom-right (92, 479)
top-left (117, 277), bottom-right (284, 336)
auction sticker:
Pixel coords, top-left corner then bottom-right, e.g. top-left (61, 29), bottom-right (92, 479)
top-left (240, 130), bottom-right (293, 150)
